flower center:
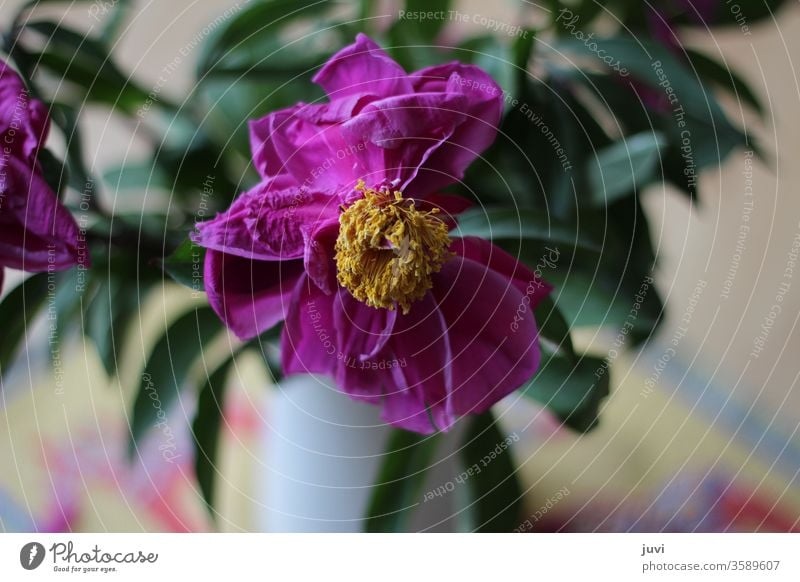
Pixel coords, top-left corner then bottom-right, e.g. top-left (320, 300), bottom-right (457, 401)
top-left (335, 180), bottom-right (451, 314)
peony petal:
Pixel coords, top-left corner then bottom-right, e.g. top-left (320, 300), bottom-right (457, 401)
top-left (383, 292), bottom-right (455, 432)
top-left (432, 254), bottom-right (541, 417)
top-left (334, 362), bottom-right (388, 409)
top-left (205, 250), bottom-right (303, 340)
top-left (451, 236), bottom-right (553, 303)
top-left (341, 91), bottom-right (469, 190)
top-left (334, 290), bottom-right (396, 363)
top-left (249, 52), bottom-right (503, 201)
top-left (313, 33), bottom-right (412, 102)
top-left (0, 157), bottom-right (81, 271)
top-left (379, 383), bottom-right (439, 434)
top-left (302, 216), bottom-right (339, 294)
top-left (281, 275), bottom-right (338, 377)
top-left (406, 63), bottom-right (503, 197)
top-left (250, 102), bottom-right (361, 186)
top-left (297, 94), bottom-right (374, 123)
top-left (266, 104), bottom-right (362, 193)
top-left (329, 290), bottom-right (398, 401)
top-left (0, 220), bottom-right (78, 271)
top-left (249, 114), bottom-right (293, 182)
top-left (193, 184), bottom-right (338, 261)
top-left (0, 62), bottom-right (49, 161)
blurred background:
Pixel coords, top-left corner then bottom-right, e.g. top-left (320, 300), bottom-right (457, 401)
top-left (0, 0), bottom-right (799, 532)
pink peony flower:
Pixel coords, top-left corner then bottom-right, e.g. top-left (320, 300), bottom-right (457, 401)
top-left (193, 35), bottom-right (551, 433)
top-left (0, 60), bottom-right (82, 290)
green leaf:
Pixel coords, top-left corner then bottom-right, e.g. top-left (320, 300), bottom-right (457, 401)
top-left (11, 0), bottom-right (132, 46)
top-left (198, 18), bottom-right (339, 81)
top-left (459, 76), bottom-right (608, 214)
top-left (453, 207), bottom-right (600, 252)
top-left (128, 307), bottom-right (222, 456)
top-left (103, 162), bottom-right (169, 192)
top-left (48, 268), bottom-right (91, 366)
top-left (365, 429), bottom-right (439, 532)
top-left (21, 20), bottom-right (152, 113)
top-left (534, 295), bottom-right (575, 359)
top-left (551, 196), bottom-right (663, 342)
top-left (456, 35), bottom-right (514, 97)
top-left (553, 37), bottom-right (748, 173)
top-left (512, 28), bottom-right (536, 93)
top-left (246, 324), bottom-right (284, 384)
top-left (95, 0), bottom-right (133, 46)
top-left (457, 411), bottom-right (523, 532)
top-left (37, 147), bottom-right (68, 199)
top-left (558, 69), bottom-right (696, 199)
top-left (630, 0), bottom-right (794, 28)
top-left (12, 0), bottom-right (96, 28)
top-left (0, 274), bottom-right (49, 373)
top-left (546, 267), bottom-right (660, 338)
top-left (588, 132), bottom-right (665, 205)
top-left (562, 70), bottom-right (652, 135)
top-left (159, 237), bottom-right (205, 291)
top-left (110, 212), bottom-right (184, 253)
top-left (151, 134), bottom-right (237, 206)
top-left (393, 0), bottom-right (452, 43)
top-left (521, 350), bottom-right (610, 433)
top-left (49, 103), bottom-right (92, 193)
top-left (549, 270), bottom-right (626, 327)
top-left (197, 0), bottom-right (331, 76)
top-left (87, 278), bottom-right (148, 377)
top-left (86, 281), bottom-right (117, 375)
top-left (192, 356), bottom-right (234, 517)
top-left (574, 0), bottom-right (608, 24)
top-left (197, 76), bottom-right (324, 162)
top-left (685, 48), bottom-right (764, 117)
top-left (355, 0), bottom-right (372, 33)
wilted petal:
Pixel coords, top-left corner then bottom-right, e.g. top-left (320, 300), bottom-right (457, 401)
top-left (341, 92), bottom-right (469, 189)
top-left (193, 184), bottom-right (338, 261)
top-left (250, 102), bottom-right (361, 188)
top-left (0, 62), bottom-right (49, 160)
top-left (451, 236), bottom-right (553, 302)
top-left (0, 157), bottom-right (81, 271)
top-left (249, 114), bottom-right (294, 182)
top-left (265, 104), bottom-right (362, 193)
top-left (205, 250), bottom-right (303, 340)
top-left (281, 276), bottom-right (340, 377)
top-left (335, 290), bottom-right (396, 362)
top-left (406, 63), bottom-right (503, 196)
top-left (379, 382), bottom-right (438, 434)
top-left (383, 292), bottom-right (455, 432)
top-left (0, 220), bottom-right (77, 271)
top-left (302, 216), bottom-right (339, 295)
top-left (313, 33), bottom-right (412, 102)
top-left (432, 255), bottom-right (541, 417)
top-left (331, 290), bottom-right (398, 400)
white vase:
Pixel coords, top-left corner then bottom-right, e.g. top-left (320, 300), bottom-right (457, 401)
top-left (256, 374), bottom-right (463, 532)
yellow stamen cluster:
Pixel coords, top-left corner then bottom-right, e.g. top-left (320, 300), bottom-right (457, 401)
top-left (335, 180), bottom-right (451, 314)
